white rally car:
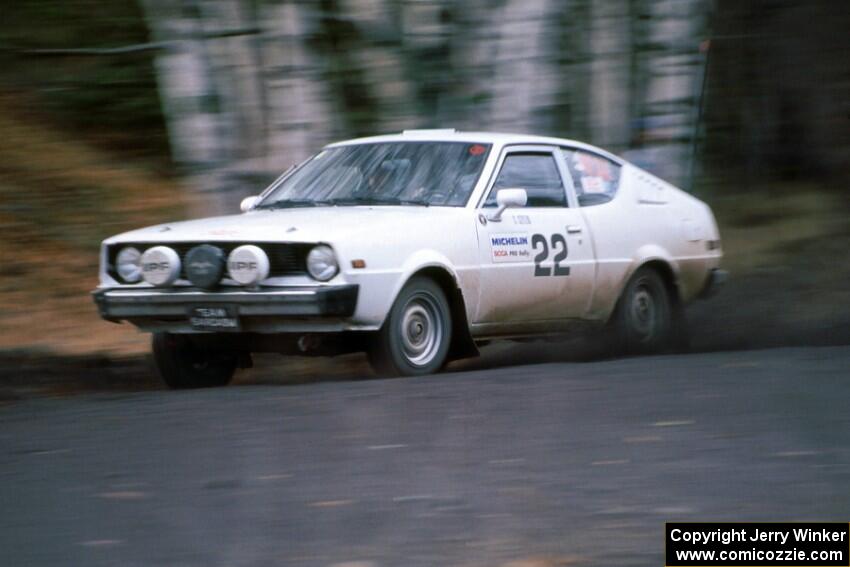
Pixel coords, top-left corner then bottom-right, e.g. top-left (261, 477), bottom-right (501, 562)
top-left (94, 129), bottom-right (725, 388)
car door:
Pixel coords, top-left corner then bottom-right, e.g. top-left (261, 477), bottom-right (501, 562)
top-left (473, 145), bottom-right (596, 325)
top-left (560, 147), bottom-right (629, 319)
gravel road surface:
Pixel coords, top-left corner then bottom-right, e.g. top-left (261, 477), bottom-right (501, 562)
top-left (2, 346), bottom-right (849, 566)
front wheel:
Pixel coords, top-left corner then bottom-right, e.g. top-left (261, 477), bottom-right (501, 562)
top-left (368, 277), bottom-right (452, 377)
top-left (152, 333), bottom-right (237, 389)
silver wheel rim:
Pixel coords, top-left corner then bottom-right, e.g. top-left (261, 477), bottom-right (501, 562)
top-left (399, 292), bottom-right (443, 367)
top-left (629, 282), bottom-right (657, 343)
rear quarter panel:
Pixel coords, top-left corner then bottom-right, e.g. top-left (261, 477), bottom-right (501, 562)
top-left (581, 165), bottom-right (721, 321)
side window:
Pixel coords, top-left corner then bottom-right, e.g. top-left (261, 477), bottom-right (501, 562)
top-left (484, 153), bottom-right (566, 208)
top-left (562, 149), bottom-right (621, 206)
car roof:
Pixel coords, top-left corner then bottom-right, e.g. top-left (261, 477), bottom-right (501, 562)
top-left (324, 129), bottom-right (626, 164)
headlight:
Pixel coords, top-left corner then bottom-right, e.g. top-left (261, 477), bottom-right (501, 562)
top-left (227, 245), bottom-right (270, 286)
top-left (306, 245), bottom-right (338, 281)
top-left (141, 246), bottom-right (181, 287)
top-left (185, 244), bottom-right (226, 289)
top-left (116, 246), bottom-right (142, 283)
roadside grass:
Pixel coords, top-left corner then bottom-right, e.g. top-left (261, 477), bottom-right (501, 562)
top-left (0, 96), bottom-right (187, 355)
top-left (708, 184), bottom-right (846, 273)
top-left (689, 184), bottom-right (850, 350)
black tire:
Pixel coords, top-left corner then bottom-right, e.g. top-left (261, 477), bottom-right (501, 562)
top-left (368, 276), bottom-right (452, 377)
top-left (610, 267), bottom-right (674, 355)
top-left (152, 333), bottom-right (237, 389)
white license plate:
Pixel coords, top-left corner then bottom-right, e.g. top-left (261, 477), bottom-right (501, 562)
top-left (188, 306), bottom-right (240, 331)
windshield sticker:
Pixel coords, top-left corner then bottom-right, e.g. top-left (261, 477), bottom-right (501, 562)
top-left (490, 232), bottom-right (530, 263)
top-left (469, 144), bottom-right (486, 156)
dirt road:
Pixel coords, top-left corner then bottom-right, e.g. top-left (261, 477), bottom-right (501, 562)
top-left (1, 346), bottom-right (848, 566)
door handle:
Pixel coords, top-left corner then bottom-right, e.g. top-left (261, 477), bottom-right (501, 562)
top-left (566, 225), bottom-right (582, 234)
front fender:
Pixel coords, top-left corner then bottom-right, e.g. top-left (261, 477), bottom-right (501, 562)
top-left (345, 249), bottom-right (463, 329)
top-left (382, 250), bottom-right (463, 327)
top-left (397, 250), bottom-right (460, 294)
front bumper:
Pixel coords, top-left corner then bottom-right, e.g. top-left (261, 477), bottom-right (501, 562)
top-left (93, 285), bottom-right (359, 327)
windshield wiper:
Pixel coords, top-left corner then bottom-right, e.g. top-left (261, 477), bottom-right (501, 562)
top-left (257, 199), bottom-right (328, 209)
top-left (381, 197), bottom-right (431, 207)
top-left (258, 197), bottom-right (431, 209)
top-left (325, 197), bottom-right (430, 207)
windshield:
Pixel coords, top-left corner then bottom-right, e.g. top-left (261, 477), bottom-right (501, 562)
top-left (257, 141), bottom-right (492, 208)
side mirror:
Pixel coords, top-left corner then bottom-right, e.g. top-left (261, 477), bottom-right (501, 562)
top-left (488, 188), bottom-right (527, 221)
top-left (240, 195), bottom-right (260, 212)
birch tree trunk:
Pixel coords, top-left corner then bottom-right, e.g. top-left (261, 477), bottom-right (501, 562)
top-left (587, 0), bottom-right (632, 150)
top-left (488, 0), bottom-right (555, 134)
top-left (141, 0), bottom-right (711, 208)
top-left (140, 0), bottom-right (229, 215)
top-left (259, 2), bottom-right (334, 167)
top-left (626, 0), bottom-right (708, 187)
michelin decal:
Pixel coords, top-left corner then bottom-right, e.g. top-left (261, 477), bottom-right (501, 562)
top-left (490, 232), bottom-right (531, 263)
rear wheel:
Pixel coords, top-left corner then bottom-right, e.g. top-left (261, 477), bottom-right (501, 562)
top-left (611, 267), bottom-right (673, 355)
top-left (152, 333), bottom-right (237, 389)
top-left (368, 276), bottom-right (452, 376)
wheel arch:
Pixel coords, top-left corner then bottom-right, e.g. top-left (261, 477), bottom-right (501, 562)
top-left (608, 254), bottom-right (683, 324)
top-left (630, 244), bottom-right (682, 304)
top-left (395, 264), bottom-right (479, 362)
top-left (608, 256), bottom-right (689, 351)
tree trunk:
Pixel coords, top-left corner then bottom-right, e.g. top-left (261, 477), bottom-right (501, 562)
top-left (141, 0), bottom-right (712, 205)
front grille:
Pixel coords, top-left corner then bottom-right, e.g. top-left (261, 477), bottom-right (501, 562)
top-left (107, 242), bottom-right (311, 283)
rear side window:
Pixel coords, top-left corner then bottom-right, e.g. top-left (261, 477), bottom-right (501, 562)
top-left (562, 149), bottom-right (621, 206)
top-left (484, 153), bottom-right (566, 208)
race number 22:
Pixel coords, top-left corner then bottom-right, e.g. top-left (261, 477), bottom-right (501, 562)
top-left (531, 233), bottom-right (570, 277)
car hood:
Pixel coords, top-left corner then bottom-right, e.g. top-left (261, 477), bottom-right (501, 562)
top-left (104, 206), bottom-right (465, 245)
